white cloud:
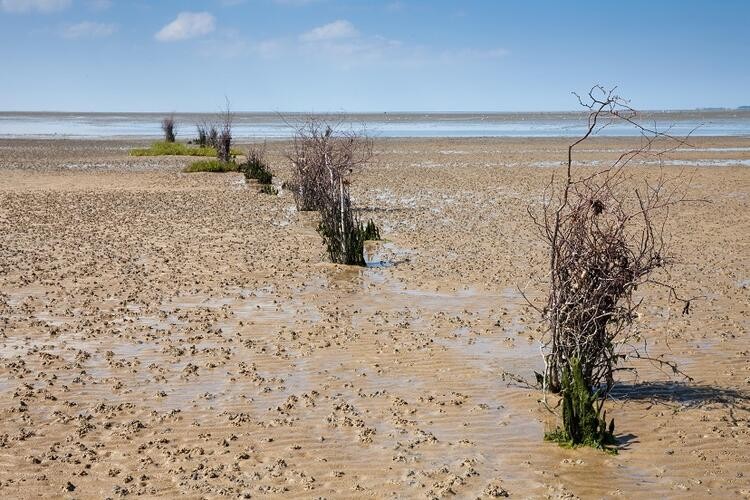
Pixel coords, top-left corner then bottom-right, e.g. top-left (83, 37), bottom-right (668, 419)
top-left (1, 0), bottom-right (71, 13)
top-left (191, 17), bottom-right (506, 71)
top-left (311, 36), bottom-right (400, 59)
top-left (300, 19), bottom-right (357, 42)
top-left (199, 31), bottom-right (288, 60)
top-left (155, 12), bottom-right (216, 42)
top-left (62, 21), bottom-right (116, 39)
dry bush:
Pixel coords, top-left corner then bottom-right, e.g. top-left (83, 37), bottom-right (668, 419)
top-left (207, 125), bottom-right (219, 149)
top-left (216, 100), bottom-right (233, 163)
top-left (217, 129), bottom-right (232, 163)
top-left (288, 117), bottom-right (380, 265)
top-left (287, 118), bottom-right (373, 211)
top-left (161, 115), bottom-right (176, 143)
top-left (241, 143), bottom-right (273, 185)
top-left (527, 86), bottom-right (699, 449)
top-left (196, 122), bottom-right (208, 147)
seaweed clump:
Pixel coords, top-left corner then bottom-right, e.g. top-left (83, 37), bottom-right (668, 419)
top-left (544, 358), bottom-right (616, 452)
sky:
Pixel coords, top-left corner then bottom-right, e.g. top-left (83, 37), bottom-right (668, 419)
top-left (0, 0), bottom-right (748, 112)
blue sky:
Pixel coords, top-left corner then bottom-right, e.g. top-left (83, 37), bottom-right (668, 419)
top-left (1, 0), bottom-right (748, 112)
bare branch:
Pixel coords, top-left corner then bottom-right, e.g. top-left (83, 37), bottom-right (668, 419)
top-left (526, 85), bottom-right (705, 447)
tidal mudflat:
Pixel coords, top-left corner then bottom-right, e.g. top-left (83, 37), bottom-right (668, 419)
top-left (0, 137), bottom-right (748, 498)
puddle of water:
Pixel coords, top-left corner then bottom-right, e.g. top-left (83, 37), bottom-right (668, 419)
top-left (657, 159), bottom-right (750, 167)
top-left (435, 323), bottom-right (542, 376)
top-left (364, 241), bottom-right (413, 268)
top-left (163, 296), bottom-right (233, 310)
top-left (3, 285), bottom-right (47, 307)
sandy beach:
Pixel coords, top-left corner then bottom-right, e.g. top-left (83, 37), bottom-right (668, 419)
top-left (0, 136), bottom-right (749, 498)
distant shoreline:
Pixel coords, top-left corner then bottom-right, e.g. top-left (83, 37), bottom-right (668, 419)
top-left (2, 109), bottom-right (750, 115)
top-left (3, 110), bottom-right (750, 120)
top-left (2, 109), bottom-right (750, 139)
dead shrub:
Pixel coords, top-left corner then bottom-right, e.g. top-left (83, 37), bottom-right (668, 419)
top-left (240, 143), bottom-right (273, 185)
top-left (161, 115), bottom-right (176, 143)
top-left (196, 122), bottom-right (208, 147)
top-left (287, 118), bottom-right (372, 212)
top-left (216, 100), bottom-right (233, 163)
top-left (527, 86), bottom-right (699, 449)
top-left (288, 118), bottom-right (380, 265)
top-left (207, 125), bottom-right (219, 149)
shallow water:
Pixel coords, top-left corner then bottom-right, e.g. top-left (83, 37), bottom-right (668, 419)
top-left (2, 110), bottom-right (750, 138)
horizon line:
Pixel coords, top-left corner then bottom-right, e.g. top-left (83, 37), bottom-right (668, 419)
top-left (1, 107), bottom-right (748, 115)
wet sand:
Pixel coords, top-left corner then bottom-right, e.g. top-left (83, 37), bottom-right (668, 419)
top-left (0, 137), bottom-right (749, 498)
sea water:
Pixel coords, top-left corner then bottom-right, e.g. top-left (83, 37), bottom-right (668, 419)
top-left (1, 110), bottom-right (749, 139)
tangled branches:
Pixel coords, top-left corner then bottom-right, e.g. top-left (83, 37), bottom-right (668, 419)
top-left (288, 118), bottom-right (380, 265)
top-left (196, 121), bottom-right (209, 148)
top-left (288, 118), bottom-right (373, 211)
top-left (195, 100), bottom-right (231, 156)
top-left (161, 115), bottom-right (176, 143)
top-left (216, 99), bottom-right (233, 163)
top-left (241, 143), bottom-right (274, 186)
top-left (207, 124), bottom-right (219, 150)
top-left (529, 85), bottom-right (699, 448)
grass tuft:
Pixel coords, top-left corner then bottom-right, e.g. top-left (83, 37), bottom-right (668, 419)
top-left (130, 141), bottom-right (217, 157)
top-left (361, 219), bottom-right (381, 241)
top-left (184, 159), bottom-right (238, 173)
top-left (130, 141), bottom-right (243, 158)
top-left (259, 184), bottom-right (278, 195)
top-left (239, 145), bottom-right (274, 185)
